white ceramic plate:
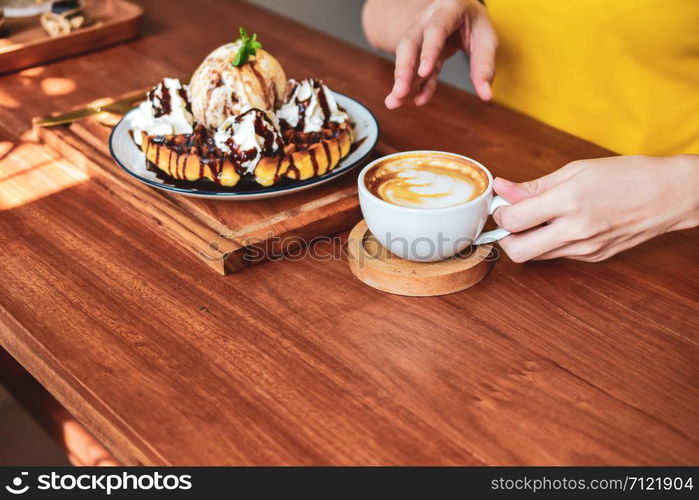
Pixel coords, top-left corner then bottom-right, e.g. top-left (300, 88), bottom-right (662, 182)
top-left (108, 92), bottom-right (379, 200)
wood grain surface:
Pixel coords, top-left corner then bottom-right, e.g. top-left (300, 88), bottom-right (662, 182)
top-left (0, 0), bottom-right (697, 465)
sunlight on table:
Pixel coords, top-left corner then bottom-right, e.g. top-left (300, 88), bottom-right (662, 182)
top-left (0, 137), bottom-right (89, 210)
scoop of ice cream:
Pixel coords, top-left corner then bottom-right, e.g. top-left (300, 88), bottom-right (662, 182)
top-left (213, 107), bottom-right (283, 176)
top-left (276, 79), bottom-right (349, 133)
top-left (188, 42), bottom-right (287, 130)
top-left (130, 78), bottom-right (193, 145)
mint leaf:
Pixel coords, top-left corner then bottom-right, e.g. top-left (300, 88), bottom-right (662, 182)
top-left (232, 26), bottom-right (263, 67)
top-left (232, 49), bottom-right (243, 67)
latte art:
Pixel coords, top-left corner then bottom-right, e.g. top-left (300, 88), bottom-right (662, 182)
top-left (365, 153), bottom-right (489, 208)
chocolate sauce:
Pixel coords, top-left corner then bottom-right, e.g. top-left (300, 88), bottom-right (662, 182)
top-left (281, 120), bottom-right (341, 145)
top-left (147, 125), bottom-right (225, 182)
top-left (321, 140), bottom-right (331, 163)
top-left (177, 87), bottom-right (191, 113)
top-left (313, 80), bottom-right (331, 120)
top-left (296, 100), bottom-right (307, 132)
top-left (254, 116), bottom-right (276, 151)
top-left (273, 155), bottom-right (283, 184)
top-left (146, 160), bottom-right (302, 193)
top-left (248, 61), bottom-right (272, 108)
top-left (231, 149), bottom-right (258, 175)
top-left (287, 154), bottom-right (300, 179)
top-left (151, 82), bottom-right (172, 118)
top-left (309, 148), bottom-right (319, 176)
top-left (234, 108), bottom-right (283, 155)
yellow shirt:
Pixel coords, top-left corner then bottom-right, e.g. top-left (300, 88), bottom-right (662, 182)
top-left (488, 0), bottom-right (699, 155)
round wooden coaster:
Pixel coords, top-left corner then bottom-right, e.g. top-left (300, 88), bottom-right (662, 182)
top-left (347, 220), bottom-right (493, 297)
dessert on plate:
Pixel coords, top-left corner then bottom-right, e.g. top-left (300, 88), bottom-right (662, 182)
top-left (129, 28), bottom-right (353, 188)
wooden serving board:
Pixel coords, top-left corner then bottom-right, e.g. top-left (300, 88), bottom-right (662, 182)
top-left (36, 114), bottom-right (387, 275)
top-left (0, 0), bottom-right (142, 74)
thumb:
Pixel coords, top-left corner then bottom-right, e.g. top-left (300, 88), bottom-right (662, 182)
top-left (493, 162), bottom-right (585, 202)
top-left (493, 178), bottom-right (530, 203)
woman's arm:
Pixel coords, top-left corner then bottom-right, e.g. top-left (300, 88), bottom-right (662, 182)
top-left (492, 155), bottom-right (699, 262)
top-left (362, 0), bottom-right (497, 107)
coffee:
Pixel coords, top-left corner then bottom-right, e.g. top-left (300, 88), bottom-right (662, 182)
top-left (359, 151), bottom-right (510, 261)
top-left (364, 152), bottom-right (489, 208)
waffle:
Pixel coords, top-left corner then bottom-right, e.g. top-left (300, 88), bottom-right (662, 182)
top-left (140, 126), bottom-right (241, 187)
top-left (254, 121), bottom-right (353, 186)
top-left (140, 121), bottom-right (353, 188)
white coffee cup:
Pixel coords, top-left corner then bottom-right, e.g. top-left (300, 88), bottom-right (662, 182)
top-left (357, 151), bottom-right (510, 262)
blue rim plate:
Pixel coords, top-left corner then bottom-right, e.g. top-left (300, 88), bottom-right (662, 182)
top-left (108, 92), bottom-right (379, 200)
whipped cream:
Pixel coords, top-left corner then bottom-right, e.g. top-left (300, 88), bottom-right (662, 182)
top-left (214, 106), bottom-right (283, 175)
top-left (276, 79), bottom-right (348, 133)
top-left (130, 78), bottom-right (193, 146)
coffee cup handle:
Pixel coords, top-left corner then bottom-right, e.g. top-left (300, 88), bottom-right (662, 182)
top-left (474, 196), bottom-right (511, 245)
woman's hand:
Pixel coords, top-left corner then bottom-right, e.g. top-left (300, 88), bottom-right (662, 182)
top-left (379, 0), bottom-right (498, 108)
top-left (492, 155), bottom-right (699, 262)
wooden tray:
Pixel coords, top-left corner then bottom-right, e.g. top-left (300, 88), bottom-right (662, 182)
top-left (36, 112), bottom-right (388, 275)
top-left (0, 0), bottom-right (142, 74)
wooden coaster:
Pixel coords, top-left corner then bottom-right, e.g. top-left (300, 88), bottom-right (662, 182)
top-left (348, 220), bottom-right (493, 296)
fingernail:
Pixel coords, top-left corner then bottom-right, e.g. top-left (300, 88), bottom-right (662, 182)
top-left (418, 60), bottom-right (428, 75)
top-left (495, 177), bottom-right (514, 186)
top-left (480, 82), bottom-right (492, 101)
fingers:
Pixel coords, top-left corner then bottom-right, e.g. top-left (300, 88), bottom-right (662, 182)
top-left (468, 9), bottom-right (497, 101)
top-left (418, 25), bottom-right (447, 77)
top-left (535, 240), bottom-right (602, 262)
top-left (535, 230), bottom-right (645, 263)
top-left (418, 7), bottom-right (460, 78)
top-left (493, 162), bottom-right (586, 203)
top-left (498, 220), bottom-right (570, 263)
top-left (387, 0), bottom-right (498, 108)
top-left (414, 72), bottom-right (439, 106)
top-left (493, 177), bottom-right (535, 204)
top-left (386, 33), bottom-right (422, 109)
top-left (493, 187), bottom-right (569, 233)
top-left (387, 1), bottom-right (459, 109)
top-left (414, 59), bottom-right (443, 105)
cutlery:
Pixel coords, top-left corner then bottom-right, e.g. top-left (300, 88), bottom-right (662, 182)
top-left (33, 89), bottom-right (148, 127)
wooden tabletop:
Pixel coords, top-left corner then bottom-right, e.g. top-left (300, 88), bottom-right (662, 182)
top-left (0, 0), bottom-right (697, 465)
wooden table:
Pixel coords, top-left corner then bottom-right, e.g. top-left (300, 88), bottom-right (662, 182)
top-left (0, 0), bottom-right (697, 465)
